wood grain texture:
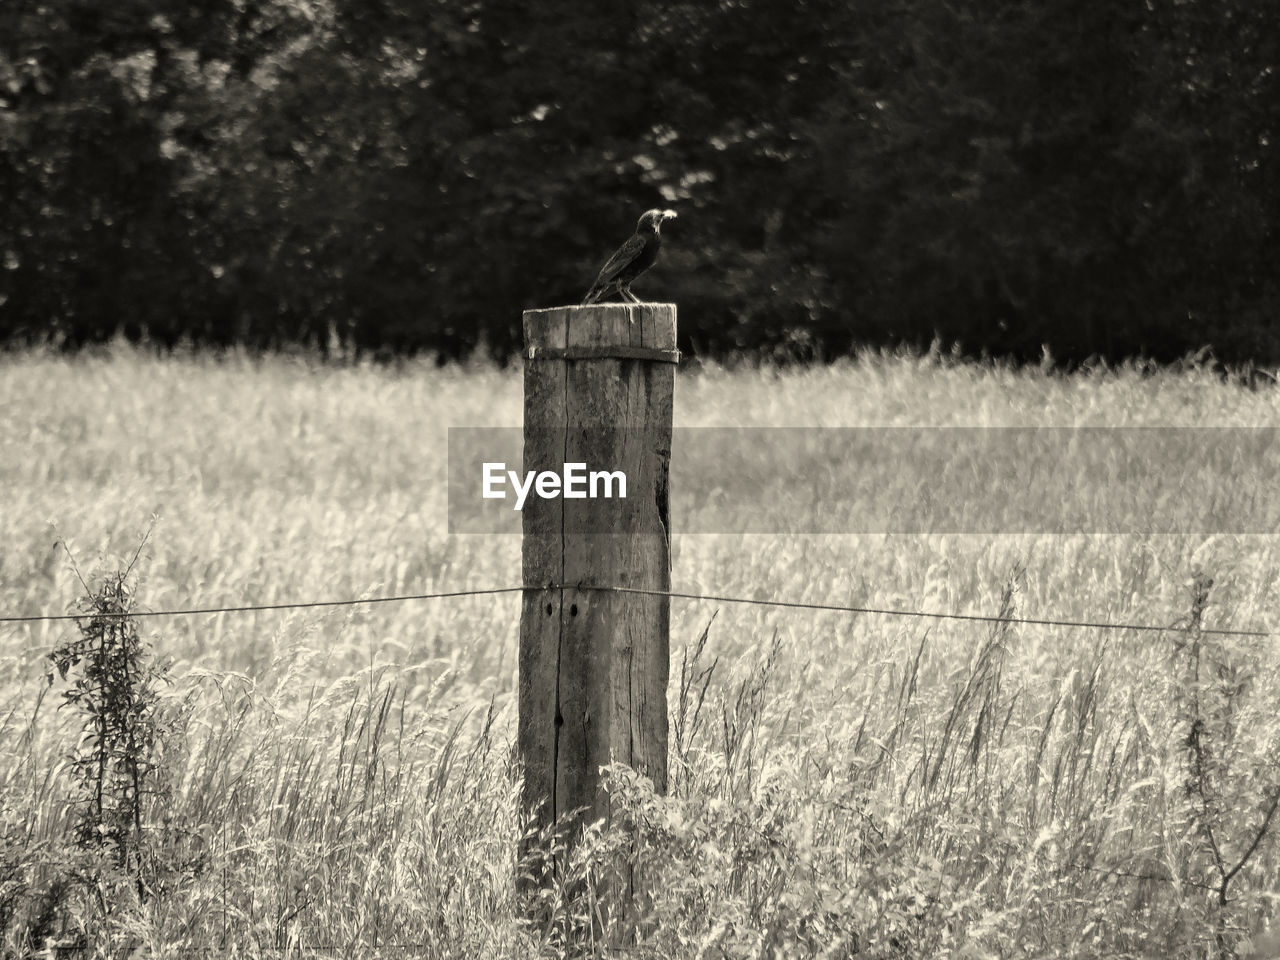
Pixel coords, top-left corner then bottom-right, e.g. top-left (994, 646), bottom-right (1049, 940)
top-left (518, 303), bottom-right (674, 932)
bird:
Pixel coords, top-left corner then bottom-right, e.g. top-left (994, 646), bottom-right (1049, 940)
top-left (581, 209), bottom-right (677, 305)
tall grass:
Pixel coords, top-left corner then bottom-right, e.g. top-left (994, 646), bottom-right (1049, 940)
top-left (1, 342), bottom-right (1278, 957)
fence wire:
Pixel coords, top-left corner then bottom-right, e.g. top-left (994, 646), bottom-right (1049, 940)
top-left (0, 583), bottom-right (1268, 638)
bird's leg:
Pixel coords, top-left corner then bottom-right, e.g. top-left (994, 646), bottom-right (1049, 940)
top-left (618, 284), bottom-right (638, 321)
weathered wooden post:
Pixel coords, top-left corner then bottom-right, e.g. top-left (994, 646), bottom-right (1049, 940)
top-left (518, 302), bottom-right (675, 939)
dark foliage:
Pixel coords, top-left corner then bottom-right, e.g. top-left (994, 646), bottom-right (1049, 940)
top-left (2, 0), bottom-right (1277, 363)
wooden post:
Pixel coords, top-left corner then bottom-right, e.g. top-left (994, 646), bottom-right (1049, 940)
top-left (518, 303), bottom-right (675, 937)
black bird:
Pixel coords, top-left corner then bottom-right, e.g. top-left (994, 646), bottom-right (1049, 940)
top-left (582, 208), bottom-right (678, 304)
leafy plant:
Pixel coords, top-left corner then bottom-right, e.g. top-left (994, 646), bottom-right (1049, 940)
top-left (1172, 573), bottom-right (1280, 959)
top-left (32, 533), bottom-right (177, 955)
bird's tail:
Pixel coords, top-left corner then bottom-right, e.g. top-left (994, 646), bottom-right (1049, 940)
top-left (581, 285), bottom-right (603, 305)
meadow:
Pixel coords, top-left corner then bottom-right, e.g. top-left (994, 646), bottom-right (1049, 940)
top-left (1, 344), bottom-right (1278, 958)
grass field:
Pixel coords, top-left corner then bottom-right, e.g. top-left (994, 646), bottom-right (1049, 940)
top-left (1, 344), bottom-right (1278, 958)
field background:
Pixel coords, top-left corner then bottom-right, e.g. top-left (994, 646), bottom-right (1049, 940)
top-left (2, 345), bottom-right (1279, 958)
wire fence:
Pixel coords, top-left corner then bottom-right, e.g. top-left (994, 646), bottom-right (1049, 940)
top-left (0, 582), bottom-right (1269, 637)
top-left (4, 573), bottom-right (1271, 950)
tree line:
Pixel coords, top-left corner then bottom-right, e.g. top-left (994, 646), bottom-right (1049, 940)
top-left (2, 0), bottom-right (1277, 363)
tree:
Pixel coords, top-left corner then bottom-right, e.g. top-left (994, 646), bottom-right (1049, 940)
top-left (3, 0), bottom-right (1279, 363)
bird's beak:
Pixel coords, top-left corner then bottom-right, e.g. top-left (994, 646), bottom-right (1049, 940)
top-left (661, 210), bottom-right (678, 221)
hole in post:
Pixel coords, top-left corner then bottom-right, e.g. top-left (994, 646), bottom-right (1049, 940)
top-left (570, 604), bottom-right (579, 617)
top-left (545, 603), bottom-right (553, 615)
top-left (555, 712), bottom-right (564, 727)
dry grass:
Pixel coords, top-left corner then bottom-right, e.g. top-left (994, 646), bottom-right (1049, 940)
top-left (1, 342), bottom-right (1278, 958)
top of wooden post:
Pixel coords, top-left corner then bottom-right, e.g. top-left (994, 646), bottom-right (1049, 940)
top-left (524, 303), bottom-right (676, 354)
